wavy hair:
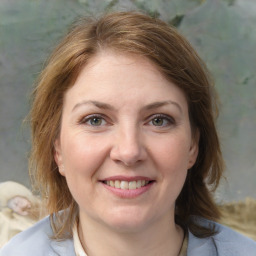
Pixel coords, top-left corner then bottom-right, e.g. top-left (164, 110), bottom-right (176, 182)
top-left (29, 11), bottom-right (224, 239)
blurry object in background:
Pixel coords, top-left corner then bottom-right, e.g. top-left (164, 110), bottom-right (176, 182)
top-left (219, 197), bottom-right (256, 241)
top-left (0, 181), bottom-right (43, 248)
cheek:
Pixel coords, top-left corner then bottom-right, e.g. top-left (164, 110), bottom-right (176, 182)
top-left (151, 135), bottom-right (191, 192)
top-left (59, 137), bottom-right (104, 206)
top-left (61, 135), bottom-right (108, 179)
top-left (152, 135), bottom-right (191, 171)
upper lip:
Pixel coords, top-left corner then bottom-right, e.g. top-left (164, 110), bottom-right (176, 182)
top-left (100, 176), bottom-right (153, 182)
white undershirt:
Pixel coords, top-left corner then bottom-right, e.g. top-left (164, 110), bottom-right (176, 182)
top-left (72, 221), bottom-right (188, 256)
top-left (72, 221), bottom-right (87, 256)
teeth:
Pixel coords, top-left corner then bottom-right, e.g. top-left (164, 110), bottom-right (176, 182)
top-left (114, 180), bottom-right (120, 189)
top-left (136, 180), bottom-right (142, 188)
top-left (129, 181), bottom-right (136, 190)
top-left (105, 180), bottom-right (150, 190)
top-left (120, 181), bottom-right (129, 189)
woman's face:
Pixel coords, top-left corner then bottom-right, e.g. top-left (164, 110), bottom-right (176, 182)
top-left (54, 51), bottom-right (198, 232)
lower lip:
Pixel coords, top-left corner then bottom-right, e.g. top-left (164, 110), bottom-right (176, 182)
top-left (101, 182), bottom-right (154, 198)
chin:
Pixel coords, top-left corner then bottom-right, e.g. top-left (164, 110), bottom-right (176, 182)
top-left (101, 208), bottom-right (153, 233)
top-left (107, 220), bottom-right (148, 233)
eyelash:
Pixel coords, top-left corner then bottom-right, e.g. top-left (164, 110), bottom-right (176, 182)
top-left (78, 113), bottom-right (175, 128)
top-left (79, 114), bottom-right (107, 127)
top-left (147, 114), bottom-right (175, 127)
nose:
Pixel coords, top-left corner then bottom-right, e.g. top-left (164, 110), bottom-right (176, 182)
top-left (110, 124), bottom-right (147, 166)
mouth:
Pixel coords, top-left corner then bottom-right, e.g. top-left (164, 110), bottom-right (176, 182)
top-left (100, 176), bottom-right (155, 198)
top-left (102, 180), bottom-right (153, 190)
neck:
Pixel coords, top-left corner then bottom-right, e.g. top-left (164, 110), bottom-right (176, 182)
top-left (78, 213), bottom-right (184, 256)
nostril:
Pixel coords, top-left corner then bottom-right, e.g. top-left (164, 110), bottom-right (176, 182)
top-left (110, 146), bottom-right (146, 167)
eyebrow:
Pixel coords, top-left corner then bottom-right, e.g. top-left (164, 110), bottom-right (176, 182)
top-left (72, 100), bottom-right (115, 112)
top-left (72, 100), bottom-right (182, 113)
top-left (141, 100), bottom-right (183, 113)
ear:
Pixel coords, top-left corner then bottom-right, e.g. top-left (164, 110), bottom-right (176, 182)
top-left (187, 129), bottom-right (200, 169)
top-left (54, 138), bottom-right (65, 176)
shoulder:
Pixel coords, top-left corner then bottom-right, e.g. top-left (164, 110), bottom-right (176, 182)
top-left (0, 215), bottom-right (75, 256)
top-left (213, 221), bottom-right (256, 255)
top-left (187, 217), bottom-right (256, 256)
top-left (0, 216), bottom-right (53, 256)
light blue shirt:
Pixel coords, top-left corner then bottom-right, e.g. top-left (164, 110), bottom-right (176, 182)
top-left (1, 215), bottom-right (256, 255)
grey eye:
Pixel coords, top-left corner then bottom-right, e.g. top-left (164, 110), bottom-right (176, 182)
top-left (89, 117), bottom-right (103, 126)
top-left (152, 117), bottom-right (164, 126)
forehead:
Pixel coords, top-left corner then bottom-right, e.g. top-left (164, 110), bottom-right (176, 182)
top-left (63, 51), bottom-right (188, 111)
top-left (78, 51), bottom-right (163, 82)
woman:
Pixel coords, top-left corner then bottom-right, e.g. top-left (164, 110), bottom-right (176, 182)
top-left (1, 11), bottom-right (255, 256)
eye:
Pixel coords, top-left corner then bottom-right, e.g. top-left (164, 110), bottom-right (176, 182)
top-left (88, 116), bottom-right (104, 126)
top-left (148, 114), bottom-right (175, 127)
top-left (80, 115), bottom-right (107, 127)
top-left (152, 117), bottom-right (165, 126)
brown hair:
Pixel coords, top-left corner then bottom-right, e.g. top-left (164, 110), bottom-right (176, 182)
top-left (29, 11), bottom-right (224, 239)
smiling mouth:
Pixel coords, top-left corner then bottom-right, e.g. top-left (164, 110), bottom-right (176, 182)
top-left (102, 180), bottom-right (153, 190)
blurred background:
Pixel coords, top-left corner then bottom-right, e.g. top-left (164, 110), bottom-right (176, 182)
top-left (0, 0), bottom-right (255, 203)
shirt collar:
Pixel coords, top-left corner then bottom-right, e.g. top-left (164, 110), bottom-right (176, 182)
top-left (72, 220), bottom-right (188, 256)
top-left (72, 220), bottom-right (87, 256)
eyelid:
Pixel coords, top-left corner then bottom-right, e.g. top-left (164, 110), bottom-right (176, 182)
top-left (147, 113), bottom-right (176, 126)
top-left (78, 114), bottom-right (108, 126)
